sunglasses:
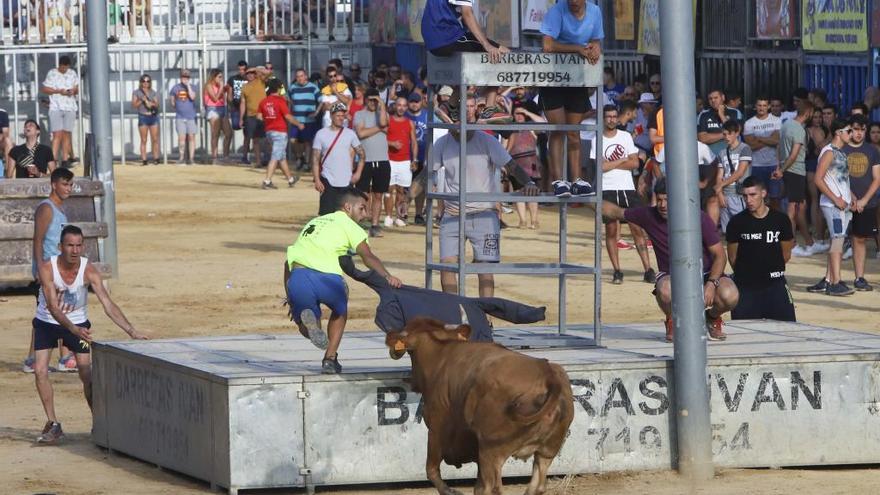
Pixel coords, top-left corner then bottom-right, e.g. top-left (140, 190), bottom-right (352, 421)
top-left (839, 128), bottom-right (853, 134)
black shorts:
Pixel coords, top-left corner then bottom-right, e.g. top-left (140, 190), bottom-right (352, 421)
top-left (851, 207), bottom-right (878, 237)
top-left (429, 32), bottom-right (500, 57)
top-left (244, 116), bottom-right (265, 139)
top-left (356, 161), bottom-right (391, 194)
top-left (731, 279), bottom-right (796, 322)
top-left (602, 190), bottom-right (642, 224)
top-left (318, 177), bottom-right (351, 216)
top-left (33, 318), bottom-right (91, 354)
top-left (783, 172), bottom-right (806, 203)
top-left (539, 87), bottom-right (592, 114)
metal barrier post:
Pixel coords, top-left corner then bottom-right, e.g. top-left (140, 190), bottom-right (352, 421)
top-left (86, 0), bottom-right (119, 276)
top-left (660, 0), bottom-right (714, 480)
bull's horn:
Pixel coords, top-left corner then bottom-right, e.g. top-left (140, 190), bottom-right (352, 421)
top-left (459, 304), bottom-right (468, 325)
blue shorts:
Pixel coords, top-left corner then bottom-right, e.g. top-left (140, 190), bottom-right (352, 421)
top-left (286, 267), bottom-right (348, 323)
top-left (138, 114), bottom-right (159, 127)
top-left (33, 318), bottom-right (91, 354)
top-left (267, 131), bottom-right (288, 161)
top-left (289, 120), bottom-right (319, 141)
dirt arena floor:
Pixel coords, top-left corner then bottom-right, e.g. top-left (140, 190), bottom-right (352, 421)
top-left (2, 164), bottom-right (879, 494)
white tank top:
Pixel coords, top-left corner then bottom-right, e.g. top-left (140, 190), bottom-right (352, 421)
top-left (36, 256), bottom-right (89, 325)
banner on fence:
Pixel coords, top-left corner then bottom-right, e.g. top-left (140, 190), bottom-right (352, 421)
top-left (755, 0), bottom-right (796, 39)
top-left (614, 0), bottom-right (635, 41)
top-left (638, 0), bottom-right (695, 55)
top-left (802, 1), bottom-right (867, 51)
top-left (522, 0), bottom-right (554, 31)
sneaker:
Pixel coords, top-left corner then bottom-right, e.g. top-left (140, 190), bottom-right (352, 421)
top-left (854, 277), bottom-right (874, 291)
top-left (611, 270), bottom-right (624, 284)
top-left (413, 215), bottom-right (426, 226)
top-left (321, 354), bottom-right (342, 374)
top-left (791, 245), bottom-right (812, 257)
top-left (152, 159), bottom-right (160, 166)
top-left (643, 268), bottom-right (656, 284)
top-left (705, 313), bottom-right (727, 341)
top-left (842, 246), bottom-right (853, 260)
top-left (141, 160), bottom-right (149, 166)
top-left (22, 356), bottom-right (35, 373)
top-left (393, 218), bottom-right (407, 227)
top-left (300, 310), bottom-right (328, 350)
top-left (553, 180), bottom-right (572, 198)
top-left (369, 226), bottom-right (383, 238)
top-left (570, 178), bottom-right (596, 196)
top-left (806, 278), bottom-right (830, 293)
top-left (36, 421), bottom-right (64, 444)
top-left (664, 316), bottom-right (673, 343)
top-left (501, 205), bottom-right (514, 214)
top-left (288, 176), bottom-right (300, 187)
top-left (826, 282), bottom-right (854, 296)
top-left (383, 216), bottom-right (393, 228)
top-left (261, 180), bottom-right (276, 189)
top-left (57, 354), bottom-right (77, 373)
top-left (813, 240), bottom-right (831, 253)
top-left (616, 239), bottom-right (634, 250)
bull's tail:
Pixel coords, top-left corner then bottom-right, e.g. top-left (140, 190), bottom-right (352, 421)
top-left (506, 363), bottom-right (563, 425)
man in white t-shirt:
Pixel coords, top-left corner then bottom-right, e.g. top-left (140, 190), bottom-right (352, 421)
top-left (41, 55), bottom-right (79, 168)
top-left (312, 103), bottom-right (366, 215)
top-left (591, 104), bottom-right (655, 284)
top-left (743, 96), bottom-right (783, 208)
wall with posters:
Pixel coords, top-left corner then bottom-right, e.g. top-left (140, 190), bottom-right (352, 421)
top-left (370, 0), bottom-right (397, 44)
top-left (801, 0), bottom-right (868, 52)
top-left (755, 0), bottom-right (796, 39)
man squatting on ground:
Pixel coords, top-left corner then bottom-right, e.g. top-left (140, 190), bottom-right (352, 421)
top-left (33, 225), bottom-right (147, 444)
top-left (284, 188), bottom-right (402, 374)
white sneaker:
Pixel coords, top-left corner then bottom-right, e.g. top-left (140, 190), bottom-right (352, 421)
top-left (383, 216), bottom-right (393, 228)
top-left (791, 245), bottom-right (811, 257)
top-left (393, 218), bottom-right (407, 227)
top-left (813, 241), bottom-right (831, 253)
top-left (843, 246), bottom-right (853, 260)
top-left (501, 206), bottom-right (513, 214)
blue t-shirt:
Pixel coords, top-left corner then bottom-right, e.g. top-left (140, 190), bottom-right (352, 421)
top-left (406, 110), bottom-right (428, 162)
top-left (289, 82), bottom-right (321, 124)
top-left (169, 83), bottom-right (198, 120)
top-left (605, 83), bottom-right (625, 103)
top-left (540, 1), bottom-right (604, 46)
top-left (422, 0), bottom-right (472, 51)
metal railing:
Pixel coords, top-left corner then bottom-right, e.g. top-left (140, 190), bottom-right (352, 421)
top-left (0, 0), bottom-right (367, 45)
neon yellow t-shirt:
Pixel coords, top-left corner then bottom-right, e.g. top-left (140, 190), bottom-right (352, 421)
top-left (286, 211), bottom-right (368, 275)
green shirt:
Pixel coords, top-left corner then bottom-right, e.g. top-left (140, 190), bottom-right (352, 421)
top-left (286, 211), bottom-right (368, 275)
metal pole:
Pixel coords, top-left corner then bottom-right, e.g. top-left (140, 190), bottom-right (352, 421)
top-left (86, 0), bottom-right (118, 276)
top-left (659, 0), bottom-right (713, 480)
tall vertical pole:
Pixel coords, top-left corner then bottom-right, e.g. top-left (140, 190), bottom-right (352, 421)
top-left (659, 0), bottom-right (714, 480)
top-left (86, 0), bottom-right (119, 276)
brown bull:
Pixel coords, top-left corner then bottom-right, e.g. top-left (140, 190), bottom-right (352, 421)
top-left (386, 317), bottom-right (574, 495)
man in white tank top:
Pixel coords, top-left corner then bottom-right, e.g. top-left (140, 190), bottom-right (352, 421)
top-left (33, 225), bottom-right (147, 444)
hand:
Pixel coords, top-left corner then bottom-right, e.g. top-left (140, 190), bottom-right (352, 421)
top-left (703, 282), bottom-right (716, 309)
top-left (314, 178), bottom-right (325, 193)
top-left (388, 140), bottom-right (402, 151)
top-left (855, 198), bottom-right (867, 212)
top-left (72, 325), bottom-right (92, 342)
top-left (833, 195), bottom-right (847, 210)
top-left (297, 122), bottom-right (305, 131)
top-left (350, 171), bottom-right (361, 184)
top-left (410, 161), bottom-right (418, 172)
top-left (128, 329), bottom-right (149, 340)
top-left (385, 275), bottom-right (402, 288)
top-left (585, 41), bottom-right (601, 65)
top-left (522, 182), bottom-right (540, 196)
top-left (716, 191), bottom-right (727, 208)
top-left (239, 117), bottom-right (244, 127)
top-left (26, 164), bottom-right (40, 177)
top-left (771, 167), bottom-right (783, 180)
top-left (485, 44), bottom-right (509, 64)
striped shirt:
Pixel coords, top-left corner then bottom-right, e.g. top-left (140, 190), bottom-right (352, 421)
top-left (289, 82), bottom-right (321, 124)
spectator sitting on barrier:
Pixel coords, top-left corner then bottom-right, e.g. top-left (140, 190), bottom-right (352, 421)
top-left (600, 177), bottom-right (738, 343)
top-left (32, 224), bottom-right (147, 445)
top-left (421, 0), bottom-right (508, 62)
top-left (6, 119), bottom-right (55, 178)
top-left (41, 55), bottom-right (79, 169)
top-left (169, 69), bottom-right (199, 165)
top-left (204, 69), bottom-right (233, 164)
top-left (131, 74), bottom-right (161, 166)
top-left (284, 188), bottom-right (402, 374)
top-left (726, 176), bottom-right (796, 322)
top-left (540, 0), bottom-right (603, 198)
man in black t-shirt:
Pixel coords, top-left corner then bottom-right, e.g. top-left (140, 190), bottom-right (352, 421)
top-left (841, 114), bottom-right (880, 291)
top-left (226, 61), bottom-right (248, 132)
top-left (726, 176), bottom-right (795, 321)
top-left (5, 120), bottom-right (55, 178)
top-left (698, 88), bottom-right (741, 157)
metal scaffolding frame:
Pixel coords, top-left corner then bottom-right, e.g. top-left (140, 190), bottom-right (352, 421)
top-left (424, 52), bottom-right (605, 344)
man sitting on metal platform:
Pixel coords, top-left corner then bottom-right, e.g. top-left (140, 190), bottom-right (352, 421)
top-left (421, 0), bottom-right (508, 63)
top-left (601, 178), bottom-right (739, 343)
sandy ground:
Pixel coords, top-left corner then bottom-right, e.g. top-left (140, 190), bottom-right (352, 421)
top-left (2, 164), bottom-right (879, 494)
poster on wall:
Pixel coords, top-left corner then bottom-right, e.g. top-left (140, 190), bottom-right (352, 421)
top-left (871, 2), bottom-right (880, 46)
top-left (802, 0), bottom-right (867, 52)
top-left (403, 0), bottom-right (427, 42)
top-left (755, 0), bottom-right (796, 39)
top-left (369, 0), bottom-right (396, 44)
top-left (614, 0), bottom-right (635, 41)
top-left (522, 0), bottom-right (554, 32)
top-left (637, 0), bottom-right (695, 55)
top-left (474, 0), bottom-right (518, 48)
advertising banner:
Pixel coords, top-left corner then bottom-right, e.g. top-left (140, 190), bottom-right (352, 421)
top-left (522, 0), bottom-right (554, 32)
top-left (637, 0), bottom-right (696, 55)
top-left (614, 0), bottom-right (635, 41)
top-left (802, 0), bottom-right (868, 52)
top-left (369, 0), bottom-right (396, 44)
top-left (755, 0), bottom-right (796, 39)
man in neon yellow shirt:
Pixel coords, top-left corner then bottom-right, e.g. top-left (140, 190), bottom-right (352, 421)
top-left (284, 187), bottom-right (402, 373)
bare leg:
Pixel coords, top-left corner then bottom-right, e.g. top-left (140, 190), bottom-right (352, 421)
top-left (630, 224), bottom-right (653, 271)
top-left (264, 159), bottom-right (279, 182)
top-left (62, 131), bottom-right (73, 162)
top-left (852, 236), bottom-right (867, 279)
top-left (654, 276), bottom-right (672, 317)
top-left (564, 113), bottom-right (586, 181)
top-left (807, 172), bottom-right (826, 241)
top-left (75, 353), bottom-right (93, 410)
top-left (221, 118), bottom-right (233, 157)
top-left (150, 125), bottom-right (160, 161)
top-left (138, 126), bottom-right (148, 161)
top-left (187, 134), bottom-right (196, 162)
top-left (33, 349), bottom-right (57, 423)
top-left (544, 108), bottom-right (566, 181)
top-left (440, 256), bottom-right (458, 294)
top-left (324, 312), bottom-right (346, 360)
top-left (477, 273), bottom-right (494, 298)
top-left (51, 132), bottom-right (63, 165)
top-left (210, 118), bottom-right (220, 159)
top-left (605, 221), bottom-right (620, 271)
top-left (515, 201), bottom-right (527, 227)
top-left (370, 191), bottom-right (382, 226)
top-left (828, 251), bottom-right (842, 284)
top-left (709, 277), bottom-right (740, 318)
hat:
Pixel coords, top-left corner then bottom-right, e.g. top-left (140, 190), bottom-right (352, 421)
top-left (408, 92), bottom-right (422, 103)
top-left (438, 85), bottom-right (454, 97)
top-left (638, 92), bottom-right (656, 104)
top-left (329, 102), bottom-right (348, 113)
top-left (180, 69), bottom-right (191, 77)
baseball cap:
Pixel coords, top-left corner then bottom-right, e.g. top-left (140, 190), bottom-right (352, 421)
top-left (438, 86), bottom-right (454, 97)
top-left (638, 92), bottom-right (656, 104)
top-left (180, 69), bottom-right (192, 77)
top-left (408, 93), bottom-right (422, 103)
top-left (330, 102), bottom-right (348, 113)
top-left (365, 88), bottom-right (380, 98)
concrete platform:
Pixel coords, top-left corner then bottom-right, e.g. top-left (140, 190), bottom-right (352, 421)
top-left (91, 320), bottom-right (880, 494)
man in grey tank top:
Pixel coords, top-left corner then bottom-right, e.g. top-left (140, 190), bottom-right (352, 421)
top-left (23, 168), bottom-right (73, 374)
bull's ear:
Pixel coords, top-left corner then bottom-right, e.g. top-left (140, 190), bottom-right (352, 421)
top-left (386, 331), bottom-right (408, 359)
top-left (456, 325), bottom-right (471, 341)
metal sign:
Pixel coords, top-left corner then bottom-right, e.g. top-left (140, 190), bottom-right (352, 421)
top-left (427, 53), bottom-right (603, 87)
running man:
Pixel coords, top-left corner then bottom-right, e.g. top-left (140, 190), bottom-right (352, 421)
top-left (33, 225), bottom-right (147, 444)
top-left (284, 188), bottom-right (402, 374)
